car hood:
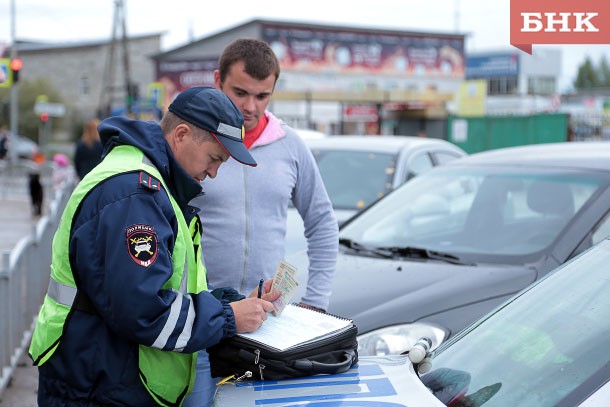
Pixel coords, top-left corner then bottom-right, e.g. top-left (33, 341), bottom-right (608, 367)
top-left (213, 355), bottom-right (444, 406)
top-left (289, 249), bottom-right (538, 336)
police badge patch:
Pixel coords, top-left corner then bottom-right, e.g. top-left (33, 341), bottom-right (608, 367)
top-left (126, 224), bottom-right (158, 267)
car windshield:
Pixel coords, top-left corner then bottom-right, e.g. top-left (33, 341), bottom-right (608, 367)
top-left (312, 148), bottom-right (397, 210)
top-left (340, 166), bottom-right (605, 262)
top-left (420, 239), bottom-right (610, 406)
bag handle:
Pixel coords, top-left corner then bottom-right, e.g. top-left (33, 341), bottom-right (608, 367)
top-left (291, 349), bottom-right (356, 374)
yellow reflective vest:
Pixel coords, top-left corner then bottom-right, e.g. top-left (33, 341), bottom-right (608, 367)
top-left (29, 145), bottom-right (207, 406)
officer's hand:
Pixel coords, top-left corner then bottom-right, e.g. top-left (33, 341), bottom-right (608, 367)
top-left (230, 298), bottom-right (276, 333)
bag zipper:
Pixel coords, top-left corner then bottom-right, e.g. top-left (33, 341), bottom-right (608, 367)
top-left (253, 348), bottom-right (266, 380)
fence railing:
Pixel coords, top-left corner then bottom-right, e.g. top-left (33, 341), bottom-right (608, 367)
top-left (0, 171), bottom-right (74, 397)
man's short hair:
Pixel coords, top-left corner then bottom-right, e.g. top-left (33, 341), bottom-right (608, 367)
top-left (218, 38), bottom-right (280, 85)
top-left (160, 111), bottom-right (213, 143)
top-left (159, 110), bottom-right (182, 134)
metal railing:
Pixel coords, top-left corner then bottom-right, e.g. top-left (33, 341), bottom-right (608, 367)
top-left (0, 169), bottom-right (74, 397)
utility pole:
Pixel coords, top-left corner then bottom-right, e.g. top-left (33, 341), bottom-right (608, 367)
top-left (99, 0), bottom-right (132, 117)
top-left (9, 0), bottom-right (19, 165)
top-left (454, 0), bottom-right (461, 33)
top-left (120, 0), bottom-right (133, 116)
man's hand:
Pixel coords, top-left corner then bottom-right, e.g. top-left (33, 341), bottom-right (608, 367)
top-left (247, 278), bottom-right (280, 302)
top-left (230, 298), bottom-right (276, 333)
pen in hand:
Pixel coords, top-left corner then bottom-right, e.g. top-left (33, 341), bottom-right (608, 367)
top-left (257, 278), bottom-right (264, 299)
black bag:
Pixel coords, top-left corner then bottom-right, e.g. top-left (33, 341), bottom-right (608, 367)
top-left (207, 323), bottom-right (358, 381)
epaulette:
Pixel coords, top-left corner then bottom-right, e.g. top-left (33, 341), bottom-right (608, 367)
top-left (138, 171), bottom-right (161, 192)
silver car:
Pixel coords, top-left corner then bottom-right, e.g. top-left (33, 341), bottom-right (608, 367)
top-left (286, 135), bottom-right (467, 254)
top-left (289, 141), bottom-right (610, 358)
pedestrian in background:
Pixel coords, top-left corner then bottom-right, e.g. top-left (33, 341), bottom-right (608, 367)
top-left (0, 125), bottom-right (9, 160)
top-left (29, 87), bottom-right (278, 406)
top-left (27, 170), bottom-right (43, 216)
top-left (51, 153), bottom-right (74, 194)
top-left (185, 38), bottom-right (338, 406)
top-left (73, 118), bottom-right (103, 180)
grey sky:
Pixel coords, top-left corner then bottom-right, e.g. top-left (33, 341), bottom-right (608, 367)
top-left (1, 0), bottom-right (609, 91)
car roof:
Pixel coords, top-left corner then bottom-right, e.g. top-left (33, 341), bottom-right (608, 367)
top-left (306, 135), bottom-right (465, 154)
top-left (450, 141), bottom-right (610, 171)
top-left (294, 129), bottom-right (327, 139)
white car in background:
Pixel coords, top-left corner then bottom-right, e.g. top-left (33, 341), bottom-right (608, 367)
top-left (294, 128), bottom-right (327, 140)
top-left (286, 135), bottom-right (467, 254)
top-left (10, 134), bottom-right (39, 160)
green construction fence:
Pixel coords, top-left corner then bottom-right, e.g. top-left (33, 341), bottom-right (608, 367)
top-left (447, 113), bottom-right (568, 154)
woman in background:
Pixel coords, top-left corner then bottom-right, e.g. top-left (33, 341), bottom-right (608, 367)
top-left (74, 118), bottom-right (103, 180)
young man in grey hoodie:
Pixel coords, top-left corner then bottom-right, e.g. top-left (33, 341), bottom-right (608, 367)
top-left (185, 39), bottom-right (339, 406)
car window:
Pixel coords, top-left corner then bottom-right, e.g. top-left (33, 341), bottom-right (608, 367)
top-left (591, 211), bottom-right (610, 245)
top-left (312, 149), bottom-right (397, 210)
top-left (433, 151), bottom-right (463, 165)
top-left (421, 239), bottom-right (610, 406)
top-left (340, 167), bottom-right (603, 260)
top-left (404, 152), bottom-right (434, 182)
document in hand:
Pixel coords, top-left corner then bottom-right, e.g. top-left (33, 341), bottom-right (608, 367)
top-left (271, 260), bottom-right (299, 316)
top-left (237, 303), bottom-right (353, 352)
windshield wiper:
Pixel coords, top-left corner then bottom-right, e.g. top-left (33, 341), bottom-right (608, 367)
top-left (339, 238), bottom-right (393, 258)
top-left (340, 239), bottom-right (474, 265)
top-left (373, 246), bottom-right (474, 265)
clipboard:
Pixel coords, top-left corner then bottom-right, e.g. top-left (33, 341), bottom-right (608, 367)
top-left (237, 303), bottom-right (354, 351)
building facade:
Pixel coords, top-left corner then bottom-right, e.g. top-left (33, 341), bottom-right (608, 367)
top-left (463, 48), bottom-right (562, 116)
top-left (154, 19), bottom-right (466, 137)
top-left (11, 33), bottom-right (161, 139)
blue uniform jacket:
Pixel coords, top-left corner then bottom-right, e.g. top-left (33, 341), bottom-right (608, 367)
top-left (38, 117), bottom-right (238, 406)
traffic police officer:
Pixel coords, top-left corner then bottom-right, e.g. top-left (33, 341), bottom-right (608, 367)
top-left (29, 87), bottom-right (277, 406)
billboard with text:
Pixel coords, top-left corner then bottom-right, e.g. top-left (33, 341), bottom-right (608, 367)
top-left (261, 23), bottom-right (465, 78)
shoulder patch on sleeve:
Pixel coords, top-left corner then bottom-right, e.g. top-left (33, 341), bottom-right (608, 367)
top-left (126, 224), bottom-right (158, 268)
top-left (138, 171), bottom-right (161, 192)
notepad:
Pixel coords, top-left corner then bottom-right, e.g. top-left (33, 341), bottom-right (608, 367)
top-left (237, 303), bottom-right (353, 351)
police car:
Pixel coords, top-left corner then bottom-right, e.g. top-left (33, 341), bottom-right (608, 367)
top-left (213, 355), bottom-right (443, 406)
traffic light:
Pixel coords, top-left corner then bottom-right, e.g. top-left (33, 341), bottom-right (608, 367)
top-left (10, 58), bottom-right (22, 83)
top-left (40, 112), bottom-right (49, 123)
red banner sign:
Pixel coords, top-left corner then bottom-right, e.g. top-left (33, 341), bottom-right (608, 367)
top-left (343, 105), bottom-right (378, 122)
top-left (510, 0), bottom-right (610, 54)
top-left (262, 24), bottom-right (465, 78)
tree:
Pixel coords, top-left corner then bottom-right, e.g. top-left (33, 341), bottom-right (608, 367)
top-left (573, 55), bottom-right (610, 90)
top-left (0, 78), bottom-right (63, 140)
top-left (573, 57), bottom-right (599, 89)
top-left (598, 55), bottom-right (610, 87)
